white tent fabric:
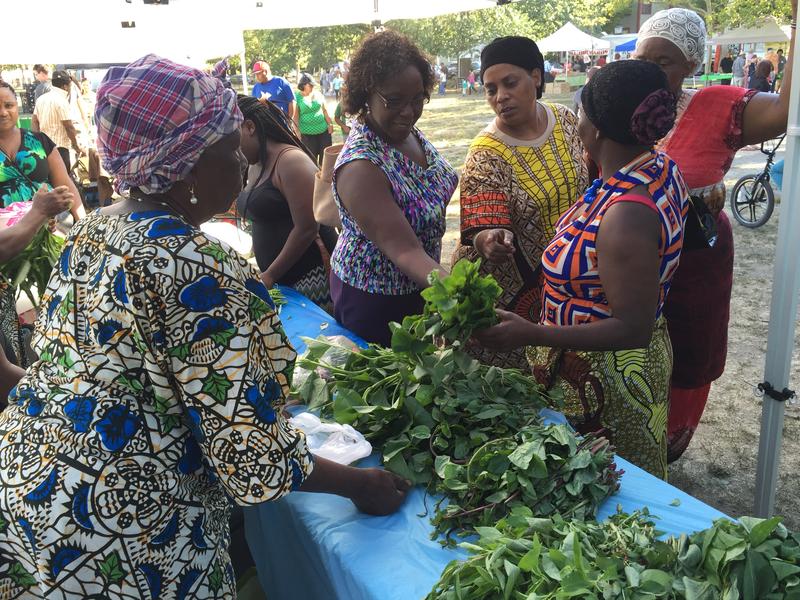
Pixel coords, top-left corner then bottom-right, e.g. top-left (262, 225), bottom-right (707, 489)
top-left (4, 0), bottom-right (499, 65)
top-left (233, 0), bottom-right (498, 28)
top-left (537, 22), bottom-right (611, 53)
top-left (3, 0), bottom-right (243, 66)
top-left (710, 18), bottom-right (791, 45)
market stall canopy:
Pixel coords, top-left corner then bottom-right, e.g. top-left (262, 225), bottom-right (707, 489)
top-left (2, 0), bottom-right (242, 66)
top-left (4, 0), bottom-right (501, 65)
top-left (710, 18), bottom-right (791, 45)
top-left (537, 22), bottom-right (611, 53)
top-left (616, 38), bottom-right (637, 52)
top-left (233, 0), bottom-right (499, 28)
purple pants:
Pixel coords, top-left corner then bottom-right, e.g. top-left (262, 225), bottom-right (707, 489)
top-left (330, 272), bottom-right (424, 347)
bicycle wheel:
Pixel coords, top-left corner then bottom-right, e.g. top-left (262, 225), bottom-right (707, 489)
top-left (730, 174), bottom-right (775, 228)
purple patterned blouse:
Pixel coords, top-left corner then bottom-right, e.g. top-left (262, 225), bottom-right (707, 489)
top-left (330, 120), bottom-right (458, 295)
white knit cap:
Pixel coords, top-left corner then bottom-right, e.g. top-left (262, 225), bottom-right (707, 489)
top-left (637, 8), bottom-right (707, 67)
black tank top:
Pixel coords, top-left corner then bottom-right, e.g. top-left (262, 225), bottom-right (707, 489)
top-left (237, 154), bottom-right (337, 285)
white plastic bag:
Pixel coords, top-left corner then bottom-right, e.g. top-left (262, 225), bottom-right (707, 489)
top-left (292, 335), bottom-right (358, 391)
top-left (290, 412), bottom-right (372, 465)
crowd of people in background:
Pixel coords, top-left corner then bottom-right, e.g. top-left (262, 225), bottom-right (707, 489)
top-left (725, 47), bottom-right (787, 90)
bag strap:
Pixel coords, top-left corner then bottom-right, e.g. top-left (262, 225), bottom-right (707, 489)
top-left (314, 235), bottom-right (332, 275)
top-left (682, 194), bottom-right (718, 251)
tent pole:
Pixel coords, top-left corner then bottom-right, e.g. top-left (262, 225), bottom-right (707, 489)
top-left (753, 24), bottom-right (800, 517)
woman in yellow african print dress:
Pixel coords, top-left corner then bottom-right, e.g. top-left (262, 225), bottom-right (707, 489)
top-left (476, 60), bottom-right (689, 480)
top-left (452, 37), bottom-right (587, 369)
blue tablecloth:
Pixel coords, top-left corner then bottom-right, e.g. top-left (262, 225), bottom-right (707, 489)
top-left (244, 287), bottom-right (727, 600)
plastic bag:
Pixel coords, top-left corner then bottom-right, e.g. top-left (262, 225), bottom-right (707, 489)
top-left (291, 334), bottom-right (358, 391)
top-left (290, 412), bottom-right (372, 465)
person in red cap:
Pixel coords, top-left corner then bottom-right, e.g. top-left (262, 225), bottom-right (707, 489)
top-left (251, 60), bottom-right (296, 121)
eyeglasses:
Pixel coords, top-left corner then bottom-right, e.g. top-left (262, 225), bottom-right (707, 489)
top-left (374, 90), bottom-right (430, 112)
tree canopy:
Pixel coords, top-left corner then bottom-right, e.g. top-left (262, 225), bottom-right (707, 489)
top-left (238, 0), bottom-right (793, 76)
top-left (241, 0), bottom-right (637, 75)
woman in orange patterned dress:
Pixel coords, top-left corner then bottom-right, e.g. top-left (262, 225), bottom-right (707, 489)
top-left (476, 60), bottom-right (689, 478)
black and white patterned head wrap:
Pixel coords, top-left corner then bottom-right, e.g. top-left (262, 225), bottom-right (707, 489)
top-left (637, 8), bottom-right (707, 67)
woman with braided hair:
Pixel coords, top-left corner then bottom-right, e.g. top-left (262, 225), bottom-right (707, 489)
top-left (237, 96), bottom-right (337, 311)
top-left (476, 60), bottom-right (690, 478)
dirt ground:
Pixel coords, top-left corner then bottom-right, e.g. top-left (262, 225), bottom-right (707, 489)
top-left (423, 95), bottom-right (800, 530)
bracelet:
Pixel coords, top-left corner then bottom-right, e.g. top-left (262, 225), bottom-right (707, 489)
top-left (792, 20), bottom-right (797, 29)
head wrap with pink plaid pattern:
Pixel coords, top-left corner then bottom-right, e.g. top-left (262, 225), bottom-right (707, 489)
top-left (95, 54), bottom-right (242, 194)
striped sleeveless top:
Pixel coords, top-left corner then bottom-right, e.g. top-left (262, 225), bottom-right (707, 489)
top-left (540, 150), bottom-right (689, 327)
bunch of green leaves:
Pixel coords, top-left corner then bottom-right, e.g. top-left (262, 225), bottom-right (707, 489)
top-left (268, 286), bottom-right (287, 307)
top-left (429, 507), bottom-right (673, 600)
top-left (403, 259), bottom-right (502, 345)
top-left (297, 335), bottom-right (546, 488)
top-left (0, 226), bottom-right (64, 307)
top-left (671, 516), bottom-right (800, 599)
top-left (432, 426), bottom-right (621, 541)
top-left (428, 507), bottom-right (800, 599)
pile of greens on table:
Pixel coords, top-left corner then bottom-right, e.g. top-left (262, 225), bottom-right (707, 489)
top-left (293, 259), bottom-right (800, 598)
top-left (295, 259), bottom-right (621, 543)
top-left (428, 509), bottom-right (800, 599)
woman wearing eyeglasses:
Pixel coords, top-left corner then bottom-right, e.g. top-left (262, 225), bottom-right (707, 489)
top-left (329, 31), bottom-right (458, 346)
top-left (451, 37), bottom-right (588, 369)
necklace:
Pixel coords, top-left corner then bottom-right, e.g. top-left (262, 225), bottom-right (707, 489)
top-left (125, 191), bottom-right (200, 227)
top-left (127, 188), bottom-right (172, 209)
top-left (583, 178), bottom-right (604, 204)
top-left (135, 197), bottom-right (170, 208)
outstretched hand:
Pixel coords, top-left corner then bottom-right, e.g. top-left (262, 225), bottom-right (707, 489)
top-left (32, 184), bottom-right (73, 219)
top-left (472, 309), bottom-right (536, 352)
top-left (350, 468), bottom-right (411, 516)
top-left (475, 228), bottom-right (515, 264)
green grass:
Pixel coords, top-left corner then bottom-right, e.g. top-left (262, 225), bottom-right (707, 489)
top-left (416, 90), bottom-right (577, 171)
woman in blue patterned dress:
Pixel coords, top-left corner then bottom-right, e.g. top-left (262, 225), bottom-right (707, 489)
top-left (330, 31), bottom-right (458, 346)
top-left (0, 55), bottom-right (409, 600)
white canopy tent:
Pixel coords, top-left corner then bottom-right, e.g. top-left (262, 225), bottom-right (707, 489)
top-left (2, 1), bottom-right (243, 67)
top-left (3, 0), bottom-right (499, 66)
top-left (537, 22), bottom-right (611, 53)
top-left (710, 18), bottom-right (791, 45)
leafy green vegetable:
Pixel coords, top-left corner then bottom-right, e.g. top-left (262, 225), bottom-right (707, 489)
top-left (294, 261), bottom-right (619, 542)
top-left (269, 286), bottom-right (287, 307)
top-left (403, 258), bottom-right (502, 346)
top-left (298, 336), bottom-right (547, 489)
top-left (432, 427), bottom-right (620, 537)
top-left (428, 509), bottom-right (800, 599)
top-left (0, 226), bottom-right (64, 307)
